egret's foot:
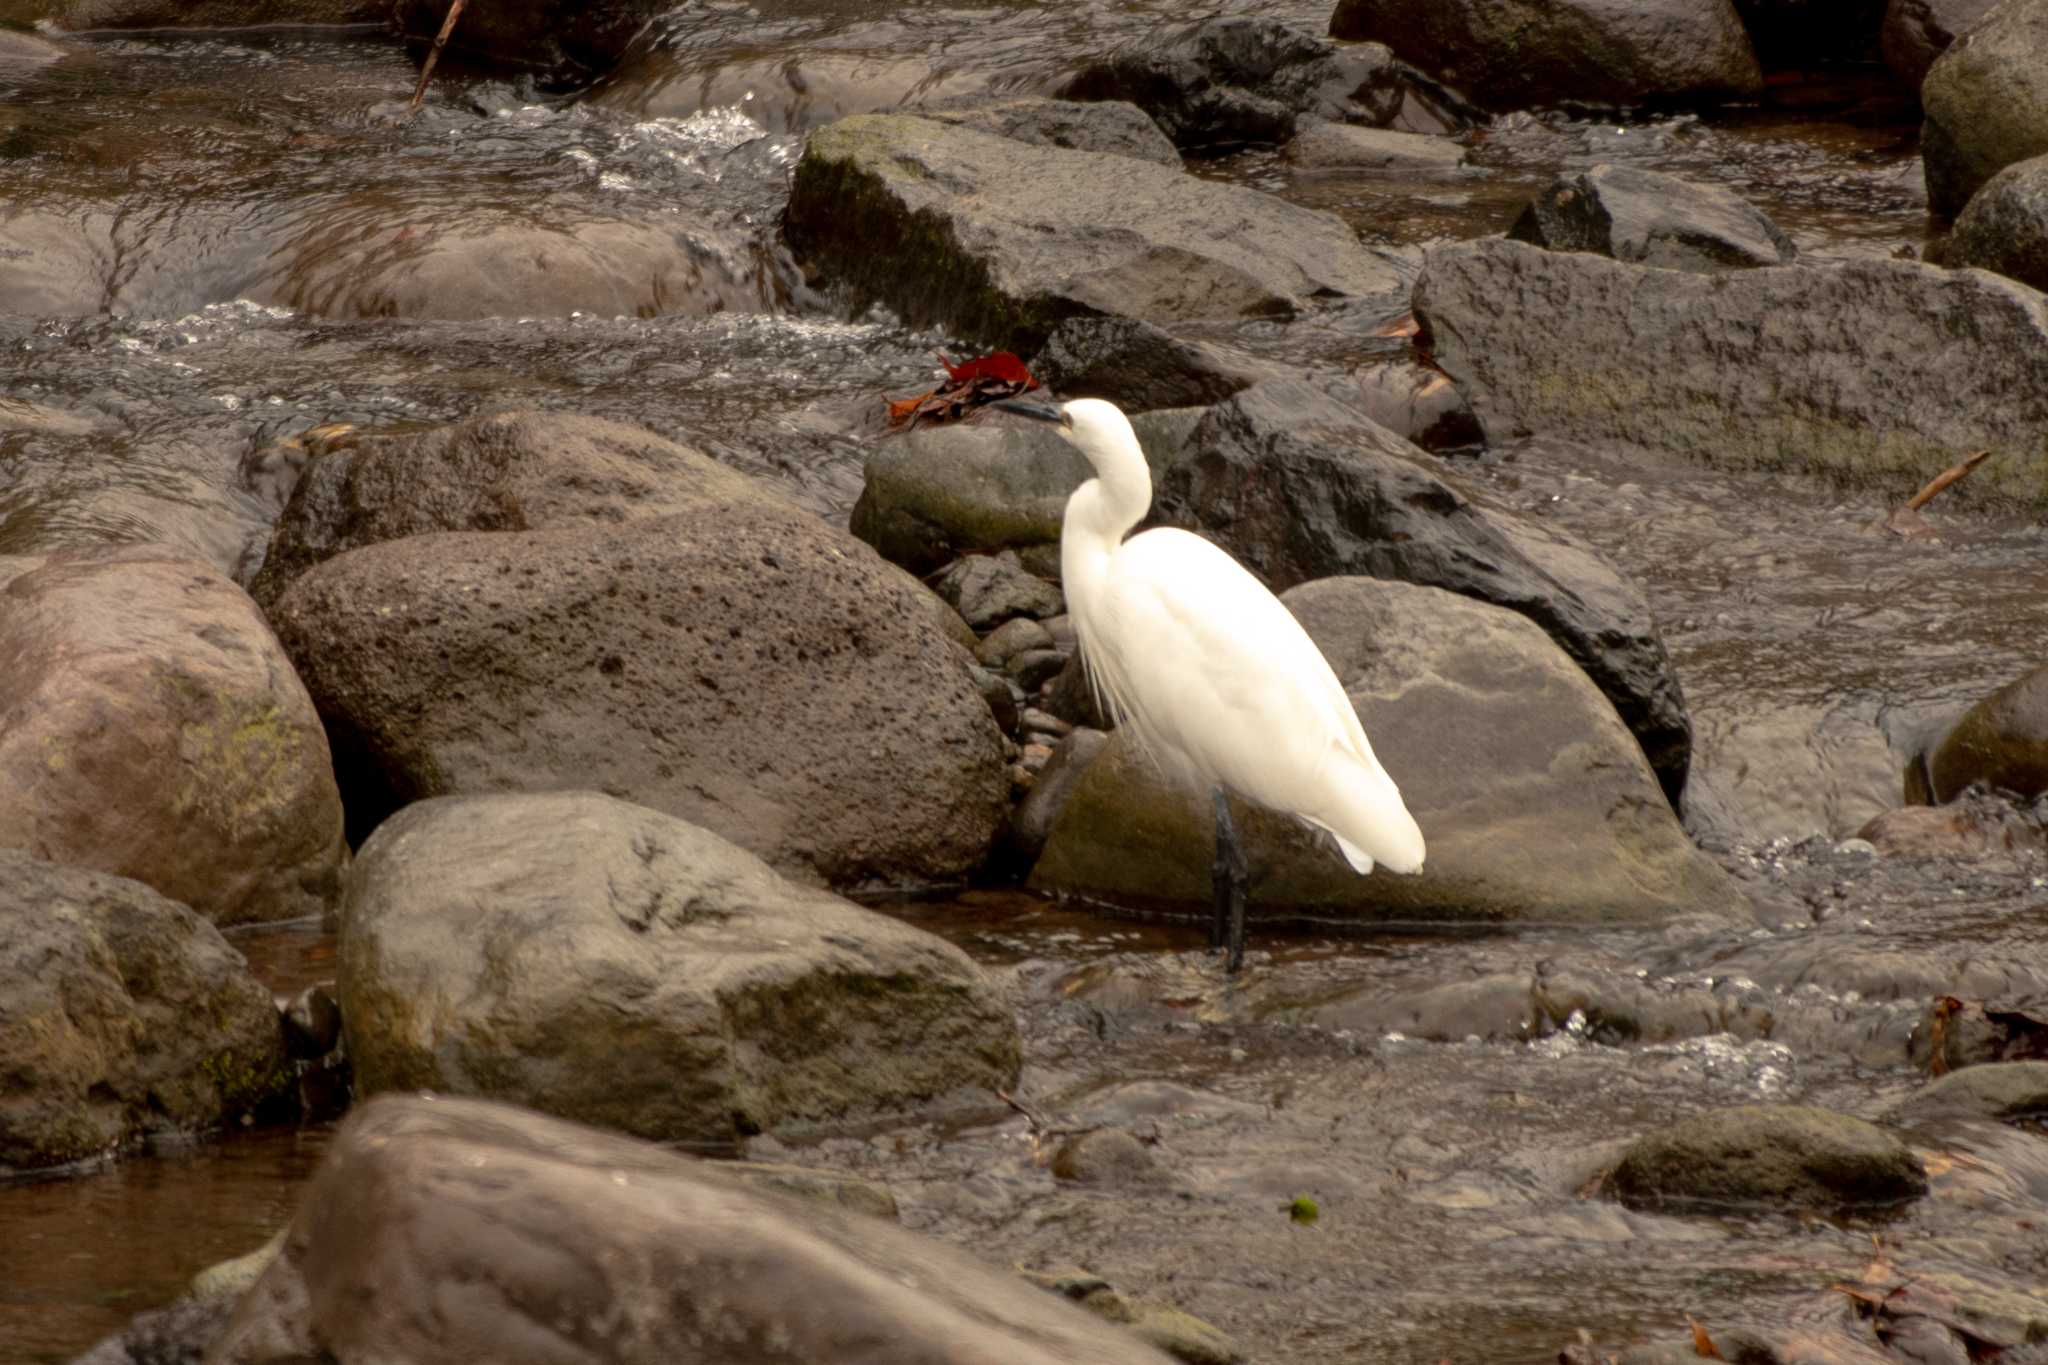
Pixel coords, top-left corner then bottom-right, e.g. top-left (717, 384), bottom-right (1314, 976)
top-left (1211, 788), bottom-right (1249, 974)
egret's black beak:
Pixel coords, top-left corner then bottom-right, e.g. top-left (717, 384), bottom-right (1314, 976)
top-left (992, 399), bottom-right (1064, 424)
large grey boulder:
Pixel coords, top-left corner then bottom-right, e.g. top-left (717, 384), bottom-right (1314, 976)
top-left (1030, 579), bottom-right (1741, 927)
top-left (1414, 238), bottom-right (2048, 509)
top-left (849, 408), bottom-right (1204, 575)
top-left (0, 547), bottom-right (345, 926)
top-left (1608, 1105), bottom-right (1928, 1212)
top-left (0, 854), bottom-right (288, 1174)
top-left (1921, 0), bottom-right (2048, 216)
top-left (1328, 0), bottom-right (1762, 111)
top-left (249, 409), bottom-right (766, 608)
top-left (1057, 16), bottom-right (1421, 150)
top-left (1507, 164), bottom-right (1796, 271)
top-left (1883, 0), bottom-right (2001, 89)
top-left (270, 509), bottom-right (1006, 887)
top-left (1924, 662), bottom-right (2048, 802)
top-left (1949, 152), bottom-right (2048, 292)
top-left (211, 1095), bottom-right (1178, 1365)
top-left (783, 114), bottom-right (1408, 352)
top-left (1884, 1061), bottom-right (2048, 1122)
top-left (1151, 381), bottom-right (1692, 802)
top-left (338, 792), bottom-right (1020, 1143)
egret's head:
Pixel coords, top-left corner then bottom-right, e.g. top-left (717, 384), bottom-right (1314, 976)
top-left (992, 396), bottom-right (1137, 468)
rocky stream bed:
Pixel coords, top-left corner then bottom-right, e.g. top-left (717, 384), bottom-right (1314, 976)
top-left (3, 0), bottom-right (2048, 1362)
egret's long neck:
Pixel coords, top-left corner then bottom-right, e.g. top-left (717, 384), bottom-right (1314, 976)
top-left (1060, 441), bottom-right (1151, 613)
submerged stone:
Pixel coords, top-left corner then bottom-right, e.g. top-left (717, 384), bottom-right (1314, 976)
top-left (1608, 1104), bottom-right (1928, 1212)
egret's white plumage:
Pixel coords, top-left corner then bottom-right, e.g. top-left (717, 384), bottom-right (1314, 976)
top-left (1042, 397), bottom-right (1425, 877)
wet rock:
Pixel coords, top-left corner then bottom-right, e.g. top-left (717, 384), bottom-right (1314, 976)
top-left (592, 43), bottom-right (991, 131)
top-left (1607, 1105), bottom-right (1928, 1212)
top-left (191, 1230), bottom-right (286, 1302)
top-left (1057, 16), bottom-right (1415, 150)
top-left (340, 792), bottom-right (1020, 1143)
top-left (391, 0), bottom-right (671, 88)
top-left (1882, 0), bottom-right (2000, 90)
top-left (0, 28), bottom-right (70, 71)
top-left (719, 1161), bottom-right (901, 1220)
top-left (979, 617), bottom-right (1056, 669)
top-left (270, 509), bottom-right (1005, 886)
top-left (249, 409), bottom-right (760, 607)
top-left (1031, 579), bottom-right (1741, 927)
top-left (933, 554), bottom-right (1064, 629)
top-left (1856, 794), bottom-right (2048, 857)
top-left (1732, 0), bottom-right (1886, 67)
top-left (1949, 153), bottom-right (2048, 292)
top-left (70, 1294), bottom-right (239, 1365)
top-left (849, 408), bottom-right (1202, 575)
top-left (1912, 996), bottom-right (2048, 1071)
top-left (1612, 1328), bottom-right (1783, 1365)
top-left (1415, 238), bottom-right (2048, 508)
top-left (1008, 648), bottom-right (1068, 692)
top-left (210, 1094), bottom-right (1179, 1365)
top-left (1047, 653), bottom-right (1114, 731)
top-left (0, 547), bottom-right (345, 926)
top-left (0, 209), bottom-right (106, 316)
top-left (1925, 663), bottom-right (2048, 802)
top-left (1151, 380), bottom-right (1692, 802)
top-left (253, 205), bottom-right (765, 321)
top-left (1306, 971), bottom-right (1538, 1041)
top-left (970, 664), bottom-right (1021, 735)
top-left (1885, 1060), bottom-right (2048, 1122)
top-left (50, 0), bottom-right (382, 25)
top-left (1049, 1128), bottom-right (1170, 1186)
top-left (0, 854), bottom-right (289, 1174)
top-left (1031, 317), bottom-right (1288, 413)
top-left (1328, 0), bottom-right (1763, 112)
top-left (1020, 1269), bottom-right (1242, 1365)
top-left (1920, 0), bottom-right (2048, 217)
top-left (1348, 359), bottom-right (1483, 450)
top-left (282, 984), bottom-right (342, 1059)
top-left (1283, 121), bottom-right (1467, 169)
top-left (916, 97), bottom-right (1180, 167)
top-left (784, 114), bottom-right (1408, 353)
top-left (1506, 164), bottom-right (1796, 271)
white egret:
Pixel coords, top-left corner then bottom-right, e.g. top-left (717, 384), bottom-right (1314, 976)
top-left (996, 396), bottom-right (1425, 972)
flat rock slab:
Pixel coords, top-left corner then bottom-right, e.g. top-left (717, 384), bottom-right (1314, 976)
top-left (213, 1096), bottom-right (1179, 1365)
top-left (0, 547), bottom-right (345, 925)
top-left (913, 97), bottom-right (1182, 167)
top-left (1921, 0), bottom-right (2048, 216)
top-left (0, 854), bottom-right (287, 1173)
top-left (1030, 578), bottom-right (1742, 927)
top-left (784, 113), bottom-right (1407, 352)
top-left (340, 792), bottom-right (1020, 1143)
top-left (1415, 238), bottom-right (2048, 508)
top-left (271, 506), bottom-right (1007, 887)
top-left (1284, 122), bottom-right (1468, 170)
top-left (1608, 1104), bottom-right (1929, 1212)
top-left (1328, 0), bottom-right (1762, 111)
top-left (1507, 163), bottom-right (1794, 271)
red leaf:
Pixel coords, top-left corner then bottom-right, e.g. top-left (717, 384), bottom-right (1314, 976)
top-left (936, 350), bottom-right (1036, 387)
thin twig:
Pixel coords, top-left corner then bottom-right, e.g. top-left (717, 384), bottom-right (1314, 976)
top-left (405, 0), bottom-right (469, 118)
top-left (1903, 449), bottom-right (1992, 512)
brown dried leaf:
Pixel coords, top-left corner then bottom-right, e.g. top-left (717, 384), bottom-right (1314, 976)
top-left (1688, 1317), bottom-right (1724, 1359)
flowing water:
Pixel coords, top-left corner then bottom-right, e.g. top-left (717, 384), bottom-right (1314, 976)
top-left (2, 11), bottom-right (2045, 1363)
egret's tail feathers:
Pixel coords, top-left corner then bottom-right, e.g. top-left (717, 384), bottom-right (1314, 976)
top-left (1311, 756), bottom-right (1426, 876)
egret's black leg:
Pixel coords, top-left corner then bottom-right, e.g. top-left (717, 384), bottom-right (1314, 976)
top-left (1211, 788), bottom-right (1249, 973)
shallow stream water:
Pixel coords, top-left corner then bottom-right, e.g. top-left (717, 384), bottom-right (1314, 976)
top-left (2, 12), bottom-right (2045, 1364)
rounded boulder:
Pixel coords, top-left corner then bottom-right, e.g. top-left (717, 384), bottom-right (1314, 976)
top-left (1029, 578), bottom-right (1742, 927)
top-left (0, 547), bottom-right (346, 925)
top-left (338, 793), bottom-right (1022, 1144)
top-left (0, 853), bottom-right (289, 1173)
top-left (1608, 1105), bottom-right (1929, 1212)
